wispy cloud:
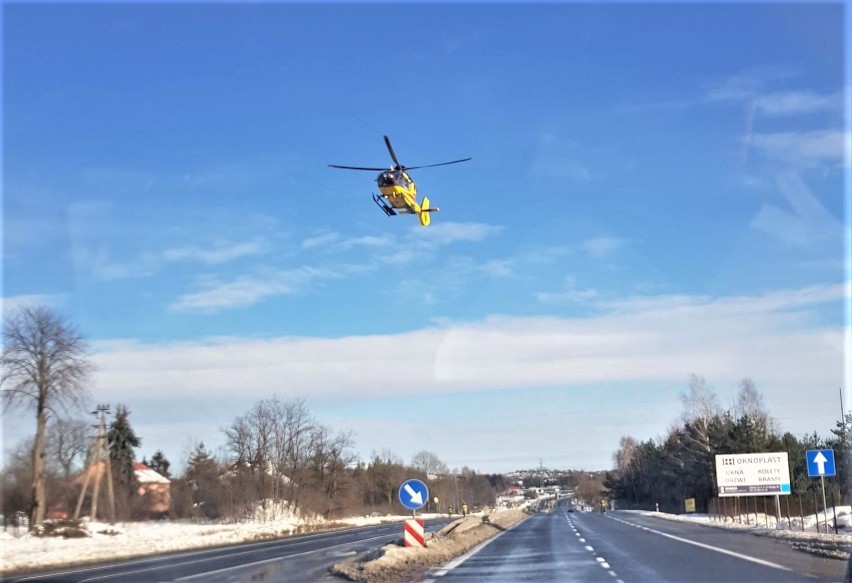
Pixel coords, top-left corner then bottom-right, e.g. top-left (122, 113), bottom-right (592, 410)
top-left (1, 294), bottom-right (67, 314)
top-left (627, 72), bottom-right (841, 120)
top-left (96, 282), bottom-right (847, 401)
top-left (302, 232), bottom-right (341, 250)
top-left (72, 239), bottom-right (265, 282)
top-left (302, 223), bottom-right (498, 259)
top-left (72, 247), bottom-right (158, 281)
top-left (536, 277), bottom-right (600, 305)
top-left (706, 74), bottom-right (763, 102)
top-left (749, 130), bottom-right (848, 167)
top-left (582, 236), bottom-right (626, 259)
top-left (753, 90), bottom-right (843, 116)
top-left (85, 282), bottom-right (848, 471)
top-left (479, 260), bottom-right (512, 277)
top-left (169, 266), bottom-right (334, 313)
top-left (410, 222), bottom-right (503, 248)
top-left (163, 240), bottom-right (265, 265)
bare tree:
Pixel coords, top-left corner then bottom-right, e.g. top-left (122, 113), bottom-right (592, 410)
top-left (47, 418), bottom-right (91, 480)
top-left (305, 424), bottom-right (356, 517)
top-left (733, 378), bottom-right (771, 424)
top-left (680, 374), bottom-right (720, 426)
top-left (1, 305), bottom-right (93, 527)
top-left (411, 450), bottom-right (449, 478)
top-left (224, 397), bottom-right (316, 516)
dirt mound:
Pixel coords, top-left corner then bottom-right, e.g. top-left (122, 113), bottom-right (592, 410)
top-left (330, 509), bottom-right (529, 582)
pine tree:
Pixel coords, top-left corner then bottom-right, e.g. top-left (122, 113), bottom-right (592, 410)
top-left (149, 450), bottom-right (171, 479)
top-left (185, 443), bottom-right (225, 518)
top-left (108, 404), bottom-right (141, 519)
top-left (828, 412), bottom-right (851, 502)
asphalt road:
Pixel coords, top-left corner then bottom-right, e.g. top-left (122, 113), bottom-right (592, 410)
top-left (3, 519), bottom-right (449, 583)
top-left (428, 506), bottom-right (849, 583)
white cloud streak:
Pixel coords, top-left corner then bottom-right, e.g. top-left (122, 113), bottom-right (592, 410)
top-left (754, 90), bottom-right (844, 116)
top-left (169, 267), bottom-right (334, 312)
top-left (163, 240), bottom-right (265, 264)
top-left (751, 172), bottom-right (846, 246)
top-left (750, 130), bottom-right (848, 167)
top-left (582, 237), bottom-right (625, 259)
top-left (97, 283), bottom-right (847, 402)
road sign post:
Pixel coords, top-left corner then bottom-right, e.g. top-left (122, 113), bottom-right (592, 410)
top-left (806, 449), bottom-right (836, 533)
top-left (399, 479), bottom-right (428, 549)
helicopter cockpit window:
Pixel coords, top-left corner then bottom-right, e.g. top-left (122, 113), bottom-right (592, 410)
top-left (378, 173), bottom-right (394, 187)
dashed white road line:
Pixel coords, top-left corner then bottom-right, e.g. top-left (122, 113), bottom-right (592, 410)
top-left (569, 516), bottom-right (623, 583)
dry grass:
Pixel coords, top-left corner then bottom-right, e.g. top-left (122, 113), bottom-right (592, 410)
top-left (330, 509), bottom-right (530, 582)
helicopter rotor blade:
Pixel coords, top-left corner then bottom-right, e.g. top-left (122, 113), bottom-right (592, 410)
top-left (403, 158), bottom-right (472, 171)
top-left (328, 164), bottom-right (387, 171)
top-left (383, 135), bottom-right (402, 169)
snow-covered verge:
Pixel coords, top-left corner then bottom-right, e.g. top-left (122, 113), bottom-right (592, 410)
top-left (634, 506), bottom-right (852, 560)
top-left (331, 507), bottom-right (532, 583)
top-left (0, 509), bottom-right (438, 575)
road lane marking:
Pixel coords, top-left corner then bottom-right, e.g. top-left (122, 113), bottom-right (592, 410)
top-left (428, 515), bottom-right (530, 577)
top-left (608, 516), bottom-right (794, 572)
top-left (171, 532), bottom-right (400, 582)
top-left (74, 532), bottom-right (398, 582)
top-left (570, 517), bottom-right (622, 582)
top-left (10, 524), bottom-right (402, 582)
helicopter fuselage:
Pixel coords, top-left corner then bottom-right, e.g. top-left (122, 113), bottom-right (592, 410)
top-left (377, 169), bottom-right (418, 210)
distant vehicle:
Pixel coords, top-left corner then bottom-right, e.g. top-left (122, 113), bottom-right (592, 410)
top-left (329, 135), bottom-right (470, 227)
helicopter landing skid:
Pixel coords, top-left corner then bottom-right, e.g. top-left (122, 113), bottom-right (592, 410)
top-left (372, 193), bottom-right (397, 217)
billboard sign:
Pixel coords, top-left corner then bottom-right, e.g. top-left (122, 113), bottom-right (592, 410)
top-left (714, 452), bottom-right (791, 497)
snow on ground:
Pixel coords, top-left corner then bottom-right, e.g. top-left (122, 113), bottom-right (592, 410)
top-left (4, 503), bottom-right (850, 575)
top-left (0, 509), bottom-right (442, 575)
top-left (628, 506), bottom-right (852, 560)
top-left (331, 507), bottom-right (532, 583)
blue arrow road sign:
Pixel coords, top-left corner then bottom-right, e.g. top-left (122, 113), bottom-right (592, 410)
top-left (806, 449), bottom-right (836, 477)
top-left (398, 478), bottom-right (429, 510)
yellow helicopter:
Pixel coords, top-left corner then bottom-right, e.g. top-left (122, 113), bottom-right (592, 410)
top-left (329, 136), bottom-right (471, 226)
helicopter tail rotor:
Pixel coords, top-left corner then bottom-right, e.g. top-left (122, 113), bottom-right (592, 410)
top-left (418, 196), bottom-right (440, 227)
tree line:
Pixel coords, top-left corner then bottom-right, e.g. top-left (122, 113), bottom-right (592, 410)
top-left (605, 374), bottom-right (850, 514)
top-left (1, 305), bottom-right (502, 527)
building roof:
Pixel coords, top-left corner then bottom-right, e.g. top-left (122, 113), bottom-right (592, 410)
top-left (133, 462), bottom-right (171, 484)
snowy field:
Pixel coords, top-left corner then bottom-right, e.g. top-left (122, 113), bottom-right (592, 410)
top-left (640, 504), bottom-right (852, 534)
top-left (0, 510), bottom-right (445, 574)
top-left (3, 506), bottom-right (851, 575)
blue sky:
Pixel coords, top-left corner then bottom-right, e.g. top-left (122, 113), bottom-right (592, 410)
top-left (3, 3), bottom-right (849, 473)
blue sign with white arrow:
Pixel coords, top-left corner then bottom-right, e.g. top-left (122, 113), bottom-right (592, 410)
top-left (806, 449), bottom-right (836, 477)
top-left (398, 478), bottom-right (429, 510)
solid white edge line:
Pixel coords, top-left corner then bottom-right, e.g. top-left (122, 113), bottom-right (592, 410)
top-left (428, 515), bottom-right (531, 577)
top-left (613, 517), bottom-right (793, 572)
top-left (12, 523), bottom-right (399, 582)
top-left (77, 531), bottom-right (398, 583)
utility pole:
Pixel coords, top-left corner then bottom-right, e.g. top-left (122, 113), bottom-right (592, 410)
top-left (73, 405), bottom-right (116, 523)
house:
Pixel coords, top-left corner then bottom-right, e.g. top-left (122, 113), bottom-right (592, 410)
top-left (72, 461), bottom-right (171, 516)
top-left (133, 462), bottom-right (171, 514)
